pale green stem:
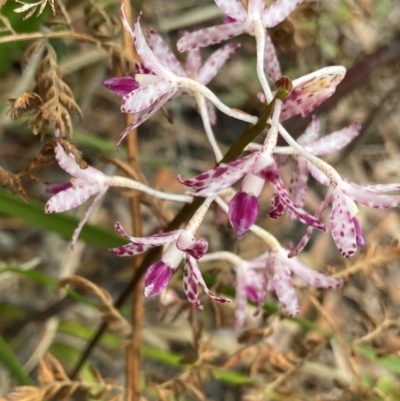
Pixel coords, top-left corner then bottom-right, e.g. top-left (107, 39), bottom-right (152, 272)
top-left (194, 92), bottom-right (223, 162)
top-left (109, 176), bottom-right (193, 203)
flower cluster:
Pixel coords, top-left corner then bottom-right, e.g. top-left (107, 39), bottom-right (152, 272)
top-left (44, 0), bottom-right (400, 330)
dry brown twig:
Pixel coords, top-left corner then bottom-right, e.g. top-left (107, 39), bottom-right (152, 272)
top-left (57, 276), bottom-right (132, 336)
top-left (2, 354), bottom-right (124, 401)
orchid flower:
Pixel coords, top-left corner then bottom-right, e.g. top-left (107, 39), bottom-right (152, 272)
top-left (111, 197), bottom-right (230, 308)
top-left (177, 0), bottom-right (305, 102)
top-left (289, 179), bottom-right (400, 258)
top-left (247, 117), bottom-right (362, 219)
top-left (178, 99), bottom-right (325, 237)
top-left (259, 66), bottom-right (346, 122)
top-left (200, 251), bottom-right (267, 330)
top-left (46, 141), bottom-right (192, 249)
top-left (103, 6), bottom-right (256, 149)
top-left (214, 197), bottom-right (344, 320)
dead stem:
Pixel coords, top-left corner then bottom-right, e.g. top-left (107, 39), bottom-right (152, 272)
top-left (119, 1), bottom-right (142, 400)
top-left (304, 291), bottom-right (364, 397)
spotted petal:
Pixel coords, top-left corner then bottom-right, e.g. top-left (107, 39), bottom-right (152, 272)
top-left (54, 143), bottom-right (106, 183)
top-left (214, 0), bottom-right (247, 21)
top-left (178, 153), bottom-right (257, 195)
top-left (183, 238), bottom-right (208, 259)
top-left (121, 8), bottom-right (176, 82)
top-left (288, 157), bottom-right (309, 217)
top-left (45, 184), bottom-right (103, 213)
top-left (197, 43), bottom-right (240, 85)
top-left (177, 21), bottom-right (247, 52)
top-left (272, 255), bottom-right (300, 316)
top-left (185, 256), bottom-right (230, 308)
top-left (330, 188), bottom-right (357, 258)
top-left (117, 88), bottom-right (176, 148)
top-left (306, 123), bottom-right (361, 155)
top-left (262, 0), bottom-right (304, 27)
top-left (185, 48), bottom-right (202, 77)
top-left (298, 115), bottom-right (320, 145)
top-left (343, 181), bottom-right (400, 209)
top-left (146, 28), bottom-right (186, 77)
top-left (111, 223), bottom-right (180, 256)
top-left (288, 191), bottom-right (332, 258)
top-left (272, 179), bottom-right (326, 231)
top-left (263, 31), bottom-right (281, 82)
top-left (288, 256), bottom-right (344, 288)
top-left (121, 81), bottom-right (174, 113)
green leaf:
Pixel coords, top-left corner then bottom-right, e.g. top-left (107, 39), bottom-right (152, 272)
top-left (0, 335), bottom-right (34, 385)
top-left (0, 187), bottom-right (127, 248)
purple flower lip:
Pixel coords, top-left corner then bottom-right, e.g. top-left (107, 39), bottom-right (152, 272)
top-left (46, 182), bottom-right (72, 194)
top-left (143, 260), bottom-right (173, 297)
top-left (102, 77), bottom-right (139, 97)
top-left (229, 191), bottom-right (259, 237)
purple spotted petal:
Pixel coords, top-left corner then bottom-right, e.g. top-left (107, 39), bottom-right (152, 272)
top-left (262, 0), bottom-right (304, 27)
top-left (102, 77), bottom-right (139, 97)
top-left (273, 179), bottom-right (326, 231)
top-left (272, 260), bottom-right (300, 316)
top-left (248, 0), bottom-right (266, 18)
top-left (279, 67), bottom-right (345, 121)
top-left (307, 161), bottom-right (330, 185)
top-left (54, 143), bottom-right (106, 183)
top-left (117, 88), bottom-right (176, 148)
top-left (288, 256), bottom-right (344, 288)
top-left (185, 256), bottom-right (230, 306)
top-left (70, 189), bottom-right (107, 249)
top-left (121, 8), bottom-right (174, 82)
top-left (358, 183), bottom-right (400, 192)
top-left (183, 261), bottom-right (202, 309)
top-left (263, 31), bottom-right (281, 82)
top-left (45, 184), bottom-right (102, 213)
top-left (206, 99), bottom-right (217, 125)
top-left (177, 21), bottom-right (247, 52)
top-left (185, 48), bottom-right (202, 77)
top-left (330, 188), bottom-right (357, 258)
top-left (135, 63), bottom-right (153, 75)
top-left (178, 152), bottom-right (257, 195)
top-left (343, 181), bottom-right (400, 209)
top-left (306, 123), bottom-right (361, 155)
top-left (110, 223), bottom-right (180, 256)
top-left (352, 216), bottom-right (366, 247)
top-left (146, 28), bottom-right (186, 77)
top-left (288, 157), bottom-right (309, 217)
top-left (229, 191), bottom-right (259, 237)
top-left (184, 238), bottom-right (208, 259)
top-left (197, 43), bottom-right (241, 85)
top-left (214, 0), bottom-right (247, 21)
top-left (235, 265), bottom-right (249, 330)
top-left (288, 191), bottom-right (332, 258)
top-left (143, 261), bottom-right (173, 297)
top-left (121, 81), bottom-right (174, 113)
top-left (46, 182), bottom-right (72, 194)
top-left (298, 115), bottom-right (320, 145)
top-left (269, 193), bottom-right (286, 219)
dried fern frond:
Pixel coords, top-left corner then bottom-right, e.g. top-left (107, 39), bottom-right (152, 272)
top-left (0, 166), bottom-right (28, 201)
top-left (2, 354), bottom-right (124, 401)
top-left (13, 0), bottom-right (55, 20)
top-left (14, 41), bottom-right (83, 139)
top-left (333, 241), bottom-right (400, 279)
top-left (57, 276), bottom-right (131, 335)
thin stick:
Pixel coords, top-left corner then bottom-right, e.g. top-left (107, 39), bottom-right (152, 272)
top-left (119, 0), bottom-right (142, 400)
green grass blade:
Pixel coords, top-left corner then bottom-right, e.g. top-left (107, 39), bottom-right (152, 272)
top-left (0, 335), bottom-right (34, 385)
top-left (0, 188), bottom-right (127, 248)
